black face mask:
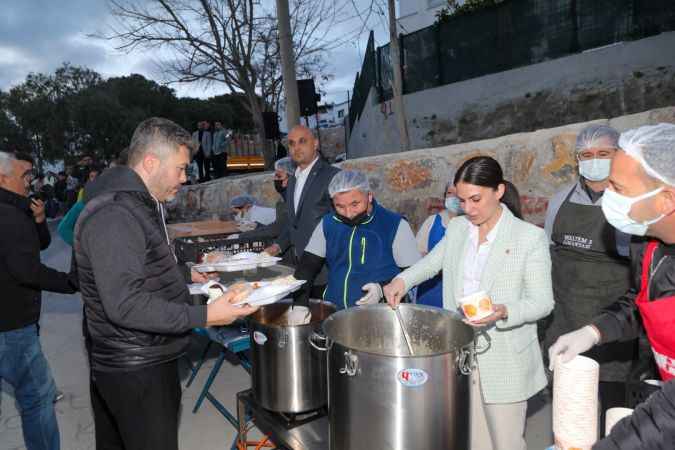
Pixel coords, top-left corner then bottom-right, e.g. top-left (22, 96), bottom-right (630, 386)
top-left (335, 210), bottom-right (370, 227)
top-left (274, 179), bottom-right (286, 195)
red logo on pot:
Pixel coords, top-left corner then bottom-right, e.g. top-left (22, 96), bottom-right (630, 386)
top-left (397, 369), bottom-right (428, 387)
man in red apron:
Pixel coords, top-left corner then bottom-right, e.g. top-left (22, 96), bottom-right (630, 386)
top-left (549, 123), bottom-right (675, 449)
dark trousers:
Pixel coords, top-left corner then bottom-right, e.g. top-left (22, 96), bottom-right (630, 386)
top-left (194, 151), bottom-right (211, 182)
top-left (90, 360), bottom-right (181, 450)
top-left (212, 152), bottom-right (228, 178)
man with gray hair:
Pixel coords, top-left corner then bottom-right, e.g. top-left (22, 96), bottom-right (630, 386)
top-left (0, 150), bottom-right (78, 450)
top-left (542, 124), bottom-right (636, 425)
top-left (293, 170), bottom-right (420, 309)
top-left (548, 123), bottom-right (675, 449)
top-left (74, 117), bottom-right (258, 450)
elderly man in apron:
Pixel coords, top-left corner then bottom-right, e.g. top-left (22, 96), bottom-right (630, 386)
top-left (543, 124), bottom-right (637, 425)
top-left (549, 123), bottom-right (675, 449)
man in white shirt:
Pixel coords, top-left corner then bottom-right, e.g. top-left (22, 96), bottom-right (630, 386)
top-left (264, 125), bottom-right (339, 260)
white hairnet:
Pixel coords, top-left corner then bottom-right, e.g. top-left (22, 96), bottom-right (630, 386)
top-left (230, 194), bottom-right (257, 208)
top-left (575, 124), bottom-right (620, 153)
top-left (619, 123), bottom-right (675, 186)
top-left (328, 170), bottom-right (370, 197)
top-left (274, 157), bottom-right (295, 174)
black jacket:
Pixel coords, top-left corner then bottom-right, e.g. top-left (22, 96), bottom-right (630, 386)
top-left (0, 187), bottom-right (77, 332)
top-left (593, 240), bottom-right (675, 449)
top-left (74, 167), bottom-right (206, 372)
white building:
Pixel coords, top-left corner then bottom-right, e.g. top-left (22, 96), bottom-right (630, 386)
top-left (278, 100), bottom-right (349, 133)
top-left (397, 0), bottom-right (463, 34)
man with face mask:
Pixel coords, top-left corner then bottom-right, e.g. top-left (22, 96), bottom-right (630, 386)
top-left (548, 123), bottom-right (675, 449)
top-left (237, 158), bottom-right (295, 247)
top-left (293, 170), bottom-right (421, 310)
top-left (542, 125), bottom-right (636, 423)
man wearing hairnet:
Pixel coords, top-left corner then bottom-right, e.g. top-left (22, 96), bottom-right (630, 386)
top-left (229, 194), bottom-right (276, 225)
top-left (542, 124), bottom-right (637, 425)
top-left (293, 170), bottom-right (421, 310)
top-left (548, 123), bottom-right (675, 449)
top-left (236, 158), bottom-right (295, 258)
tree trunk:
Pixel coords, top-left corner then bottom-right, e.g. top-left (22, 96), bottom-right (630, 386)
top-left (388, 0), bottom-right (410, 152)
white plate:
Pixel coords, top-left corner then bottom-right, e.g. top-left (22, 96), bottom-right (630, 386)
top-left (232, 280), bottom-right (306, 307)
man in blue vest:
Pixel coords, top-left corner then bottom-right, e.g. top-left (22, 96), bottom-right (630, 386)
top-left (294, 170), bottom-right (420, 310)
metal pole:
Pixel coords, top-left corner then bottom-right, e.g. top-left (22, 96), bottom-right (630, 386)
top-left (276, 0), bottom-right (301, 129)
top-left (388, 0), bottom-right (411, 152)
top-left (315, 109), bottom-right (322, 154)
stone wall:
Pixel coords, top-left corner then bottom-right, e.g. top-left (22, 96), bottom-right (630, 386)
top-left (347, 32), bottom-right (675, 158)
top-left (167, 106), bottom-right (675, 231)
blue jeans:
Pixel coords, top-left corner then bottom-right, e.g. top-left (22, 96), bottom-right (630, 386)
top-left (0, 324), bottom-right (60, 450)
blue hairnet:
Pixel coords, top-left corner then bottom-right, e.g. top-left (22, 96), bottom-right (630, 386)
top-left (230, 194), bottom-right (257, 208)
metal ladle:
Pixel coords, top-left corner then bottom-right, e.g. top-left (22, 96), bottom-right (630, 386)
top-left (393, 306), bottom-right (415, 356)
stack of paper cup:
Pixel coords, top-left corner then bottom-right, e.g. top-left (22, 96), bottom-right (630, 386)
top-left (553, 355), bottom-right (600, 450)
top-left (605, 407), bottom-right (633, 437)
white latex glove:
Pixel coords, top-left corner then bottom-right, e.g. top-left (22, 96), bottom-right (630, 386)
top-left (548, 325), bottom-right (600, 371)
top-left (356, 283), bottom-right (383, 306)
top-left (284, 306), bottom-right (312, 325)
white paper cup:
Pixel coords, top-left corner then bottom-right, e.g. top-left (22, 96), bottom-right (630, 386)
top-left (458, 291), bottom-right (493, 321)
top-left (605, 407), bottom-right (633, 436)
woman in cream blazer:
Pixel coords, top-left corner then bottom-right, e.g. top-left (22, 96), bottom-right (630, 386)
top-left (385, 157), bottom-right (554, 450)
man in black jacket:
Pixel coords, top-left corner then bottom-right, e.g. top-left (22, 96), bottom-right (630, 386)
top-left (0, 151), bottom-right (78, 450)
top-left (74, 117), bottom-right (257, 450)
top-left (549, 123), bottom-right (675, 449)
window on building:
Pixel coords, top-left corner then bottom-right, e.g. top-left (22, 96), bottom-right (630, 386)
top-left (427, 0), bottom-right (445, 8)
top-left (337, 109), bottom-right (344, 118)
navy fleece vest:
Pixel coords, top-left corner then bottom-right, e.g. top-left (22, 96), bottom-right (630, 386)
top-left (323, 201), bottom-right (402, 310)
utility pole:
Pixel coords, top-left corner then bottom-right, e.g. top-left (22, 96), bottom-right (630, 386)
top-left (388, 0), bottom-right (410, 152)
top-left (276, 0), bottom-right (301, 129)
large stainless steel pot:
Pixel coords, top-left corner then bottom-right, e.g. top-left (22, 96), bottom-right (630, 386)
top-left (312, 304), bottom-right (475, 450)
top-left (250, 299), bottom-right (336, 413)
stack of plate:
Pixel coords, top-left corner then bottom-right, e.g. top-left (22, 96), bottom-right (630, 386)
top-left (553, 355), bottom-right (600, 450)
top-left (193, 251), bottom-right (281, 272)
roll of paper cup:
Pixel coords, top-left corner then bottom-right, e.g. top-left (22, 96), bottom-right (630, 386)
top-left (553, 355), bottom-right (600, 448)
top-left (605, 407), bottom-right (633, 436)
top-left (458, 291), bottom-right (493, 321)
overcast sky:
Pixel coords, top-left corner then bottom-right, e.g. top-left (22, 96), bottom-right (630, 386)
top-left (0, 0), bottom-right (390, 106)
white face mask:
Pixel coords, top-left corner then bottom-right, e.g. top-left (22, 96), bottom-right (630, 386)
top-left (578, 158), bottom-right (612, 182)
top-left (601, 187), bottom-right (665, 236)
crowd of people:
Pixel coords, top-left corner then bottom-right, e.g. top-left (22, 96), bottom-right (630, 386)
top-left (1, 116), bottom-right (675, 450)
top-left (191, 120), bottom-right (231, 182)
